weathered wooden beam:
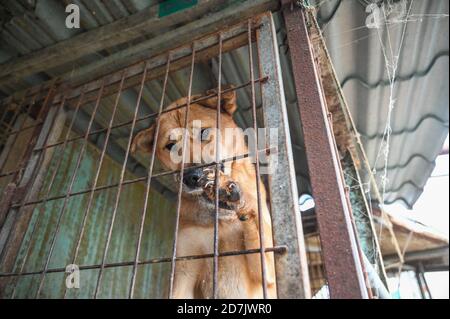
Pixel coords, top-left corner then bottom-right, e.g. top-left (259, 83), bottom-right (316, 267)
top-left (57, 0), bottom-right (279, 88)
top-left (384, 246), bottom-right (449, 266)
top-left (1, 0), bottom-right (279, 105)
top-left (64, 26), bottom-right (251, 108)
top-left (0, 0), bottom-right (272, 87)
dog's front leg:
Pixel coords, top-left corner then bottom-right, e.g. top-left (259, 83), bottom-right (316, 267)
top-left (172, 228), bottom-right (203, 299)
top-left (202, 176), bottom-right (277, 297)
top-left (172, 261), bottom-right (199, 299)
top-left (237, 193), bottom-right (277, 297)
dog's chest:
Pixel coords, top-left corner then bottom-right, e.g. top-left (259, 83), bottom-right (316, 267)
top-left (178, 223), bottom-right (261, 298)
top-left (197, 254), bottom-right (254, 298)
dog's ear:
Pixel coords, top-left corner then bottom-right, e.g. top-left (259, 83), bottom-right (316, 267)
top-left (131, 125), bottom-right (155, 154)
top-left (198, 84), bottom-right (237, 116)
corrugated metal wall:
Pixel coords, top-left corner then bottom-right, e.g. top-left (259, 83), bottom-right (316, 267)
top-left (1, 124), bottom-right (175, 298)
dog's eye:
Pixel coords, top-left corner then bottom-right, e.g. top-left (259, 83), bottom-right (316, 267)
top-left (165, 142), bottom-right (176, 151)
top-left (200, 128), bottom-right (211, 141)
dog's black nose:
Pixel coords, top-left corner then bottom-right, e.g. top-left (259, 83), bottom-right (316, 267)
top-left (183, 168), bottom-right (203, 188)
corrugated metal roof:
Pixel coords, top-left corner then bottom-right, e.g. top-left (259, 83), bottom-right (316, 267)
top-left (0, 0), bottom-right (448, 208)
top-left (313, 0), bottom-right (449, 208)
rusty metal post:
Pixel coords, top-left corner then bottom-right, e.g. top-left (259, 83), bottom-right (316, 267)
top-left (257, 12), bottom-right (311, 299)
top-left (282, 2), bottom-right (368, 298)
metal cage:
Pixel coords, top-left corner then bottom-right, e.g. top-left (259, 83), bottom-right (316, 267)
top-left (0, 12), bottom-right (311, 299)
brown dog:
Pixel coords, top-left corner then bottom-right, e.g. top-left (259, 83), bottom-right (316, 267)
top-left (131, 86), bottom-right (276, 298)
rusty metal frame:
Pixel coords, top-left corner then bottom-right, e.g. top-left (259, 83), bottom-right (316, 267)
top-left (281, 2), bottom-right (369, 299)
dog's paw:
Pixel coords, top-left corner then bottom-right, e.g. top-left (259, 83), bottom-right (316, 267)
top-left (202, 177), bottom-right (255, 222)
top-left (203, 179), bottom-right (241, 203)
top-left (235, 200), bottom-right (257, 222)
top-left (221, 180), bottom-right (241, 203)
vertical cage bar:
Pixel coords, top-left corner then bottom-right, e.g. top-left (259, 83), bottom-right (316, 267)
top-left (417, 262), bottom-right (432, 299)
top-left (256, 12), bottom-right (311, 298)
top-left (415, 266), bottom-right (427, 299)
top-left (281, 3), bottom-right (368, 298)
top-left (0, 95), bottom-right (31, 229)
top-left (92, 64), bottom-right (146, 299)
top-left (420, 265), bottom-right (432, 299)
top-left (248, 20), bottom-right (268, 299)
top-left (0, 101), bottom-right (12, 127)
top-left (0, 98), bottom-right (26, 142)
top-left (168, 43), bottom-right (196, 299)
top-left (0, 96), bottom-right (34, 175)
top-left (212, 33), bottom-right (222, 299)
top-left (128, 54), bottom-right (172, 299)
top-left (35, 83), bottom-right (105, 298)
top-left (0, 96), bottom-right (29, 179)
top-left (63, 74), bottom-right (126, 299)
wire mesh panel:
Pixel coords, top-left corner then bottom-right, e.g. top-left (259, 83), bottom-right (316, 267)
top-left (0, 12), bottom-right (309, 299)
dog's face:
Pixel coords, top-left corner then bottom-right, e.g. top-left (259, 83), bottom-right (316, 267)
top-left (131, 86), bottom-right (245, 200)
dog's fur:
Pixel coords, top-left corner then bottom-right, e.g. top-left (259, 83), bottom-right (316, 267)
top-left (131, 87), bottom-right (276, 298)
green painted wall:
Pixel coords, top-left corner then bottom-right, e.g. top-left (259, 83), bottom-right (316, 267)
top-left (3, 130), bottom-right (175, 298)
